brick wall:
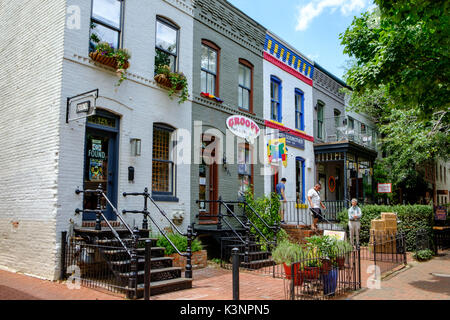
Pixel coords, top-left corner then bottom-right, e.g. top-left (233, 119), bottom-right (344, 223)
top-left (190, 0), bottom-right (267, 225)
top-left (0, 0), bottom-right (66, 279)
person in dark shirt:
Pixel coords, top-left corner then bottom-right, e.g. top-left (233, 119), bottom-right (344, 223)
top-left (276, 178), bottom-right (287, 223)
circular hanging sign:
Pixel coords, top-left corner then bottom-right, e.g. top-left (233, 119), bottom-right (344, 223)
top-left (226, 115), bottom-right (260, 144)
top-left (328, 176), bottom-right (336, 193)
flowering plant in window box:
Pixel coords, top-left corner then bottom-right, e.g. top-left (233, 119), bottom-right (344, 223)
top-left (154, 65), bottom-right (189, 104)
top-left (200, 92), bottom-right (223, 103)
top-left (89, 42), bottom-right (131, 86)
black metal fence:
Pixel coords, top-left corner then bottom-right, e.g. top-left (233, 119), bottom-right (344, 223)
top-left (62, 236), bottom-right (138, 298)
top-left (434, 227), bottom-right (450, 252)
top-left (284, 201), bottom-right (345, 230)
top-left (283, 247), bottom-right (361, 300)
top-left (360, 231), bottom-right (407, 275)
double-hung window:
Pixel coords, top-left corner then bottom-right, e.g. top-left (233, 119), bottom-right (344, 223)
top-left (295, 89), bottom-right (304, 131)
top-left (155, 17), bottom-right (179, 72)
top-left (90, 0), bottom-right (123, 52)
top-left (238, 60), bottom-right (253, 112)
top-left (271, 76), bottom-right (282, 122)
top-left (201, 41), bottom-right (219, 95)
top-left (317, 101), bottom-right (324, 139)
top-left (152, 124), bottom-right (177, 200)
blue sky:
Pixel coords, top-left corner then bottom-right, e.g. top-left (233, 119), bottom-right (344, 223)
top-left (228, 0), bottom-right (374, 80)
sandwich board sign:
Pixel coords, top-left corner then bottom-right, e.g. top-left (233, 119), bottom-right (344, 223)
top-left (323, 230), bottom-right (346, 241)
top-left (66, 89), bottom-right (98, 123)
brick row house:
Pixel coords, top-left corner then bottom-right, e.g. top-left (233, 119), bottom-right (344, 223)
top-left (0, 0), bottom-right (381, 285)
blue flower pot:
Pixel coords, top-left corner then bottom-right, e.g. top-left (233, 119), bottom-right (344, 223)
top-left (322, 268), bottom-right (338, 295)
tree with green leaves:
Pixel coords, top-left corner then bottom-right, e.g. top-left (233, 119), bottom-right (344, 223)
top-left (340, 0), bottom-right (449, 202)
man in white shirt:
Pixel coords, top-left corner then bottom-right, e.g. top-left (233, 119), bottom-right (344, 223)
top-left (307, 183), bottom-right (326, 232)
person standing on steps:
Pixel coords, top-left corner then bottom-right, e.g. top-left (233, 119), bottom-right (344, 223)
top-left (276, 178), bottom-right (287, 224)
top-left (307, 183), bottom-right (326, 233)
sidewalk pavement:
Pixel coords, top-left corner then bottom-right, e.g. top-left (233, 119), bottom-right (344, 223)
top-left (0, 269), bottom-right (122, 300)
top-left (0, 265), bottom-right (285, 300)
top-left (348, 250), bottom-right (450, 300)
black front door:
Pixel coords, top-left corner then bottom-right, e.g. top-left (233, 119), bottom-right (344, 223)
top-left (83, 112), bottom-right (119, 221)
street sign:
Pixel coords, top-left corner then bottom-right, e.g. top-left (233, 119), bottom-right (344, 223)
top-left (377, 183), bottom-right (392, 193)
top-left (66, 89), bottom-right (99, 123)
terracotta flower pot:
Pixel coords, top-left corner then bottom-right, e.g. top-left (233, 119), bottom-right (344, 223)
top-left (321, 258), bottom-right (332, 274)
top-left (302, 266), bottom-right (320, 279)
top-left (283, 263), bottom-right (303, 286)
top-left (335, 256), bottom-right (345, 269)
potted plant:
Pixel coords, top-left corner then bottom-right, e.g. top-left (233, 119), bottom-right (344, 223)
top-left (333, 240), bottom-right (353, 269)
top-left (272, 241), bottom-right (304, 285)
top-left (154, 65), bottom-right (189, 103)
top-left (89, 42), bottom-right (131, 86)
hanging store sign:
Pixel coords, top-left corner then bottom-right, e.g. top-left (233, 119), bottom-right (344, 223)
top-left (279, 131), bottom-right (305, 150)
top-left (267, 138), bottom-right (287, 168)
top-left (377, 183), bottom-right (392, 193)
top-left (226, 115), bottom-right (260, 144)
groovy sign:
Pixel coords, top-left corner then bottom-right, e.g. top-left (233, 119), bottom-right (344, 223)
top-left (226, 115), bottom-right (260, 144)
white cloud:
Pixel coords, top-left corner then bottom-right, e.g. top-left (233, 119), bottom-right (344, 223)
top-left (295, 0), bottom-right (368, 31)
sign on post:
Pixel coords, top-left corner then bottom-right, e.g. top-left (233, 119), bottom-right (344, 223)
top-left (377, 183), bottom-right (392, 194)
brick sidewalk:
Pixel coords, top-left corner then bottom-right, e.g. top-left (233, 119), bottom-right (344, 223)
top-left (152, 266), bottom-right (286, 300)
top-left (0, 266), bottom-right (286, 300)
top-left (0, 270), bottom-right (122, 300)
top-left (1, 251), bottom-right (446, 300)
top-left (348, 250), bottom-right (450, 300)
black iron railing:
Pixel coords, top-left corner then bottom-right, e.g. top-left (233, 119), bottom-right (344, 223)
top-left (72, 184), bottom-right (141, 298)
top-left (433, 226), bottom-right (450, 253)
top-left (360, 231), bottom-right (407, 276)
top-left (196, 198), bottom-right (280, 273)
top-left (123, 187), bottom-right (196, 279)
top-left (284, 246), bottom-right (361, 300)
top-left (284, 201), bottom-right (347, 229)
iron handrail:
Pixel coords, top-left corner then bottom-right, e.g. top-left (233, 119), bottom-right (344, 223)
top-left (123, 188), bottom-right (196, 258)
top-left (75, 187), bottom-right (133, 258)
top-left (223, 201), bottom-right (272, 245)
top-left (197, 199), bottom-right (276, 246)
top-left (243, 200), bottom-right (279, 231)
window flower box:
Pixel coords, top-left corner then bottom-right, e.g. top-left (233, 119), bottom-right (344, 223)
top-left (154, 65), bottom-right (189, 103)
top-left (89, 51), bottom-right (130, 70)
top-left (89, 42), bottom-right (131, 86)
top-left (200, 92), bottom-right (223, 103)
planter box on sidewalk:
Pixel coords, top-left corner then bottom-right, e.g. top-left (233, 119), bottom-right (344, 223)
top-left (168, 250), bottom-right (207, 271)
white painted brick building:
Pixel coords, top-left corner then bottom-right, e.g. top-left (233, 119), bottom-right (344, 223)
top-left (0, 0), bottom-right (194, 280)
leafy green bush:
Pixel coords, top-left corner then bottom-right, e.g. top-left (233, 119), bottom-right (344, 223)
top-left (337, 205), bottom-right (434, 251)
top-left (413, 249), bottom-right (434, 261)
top-left (242, 191), bottom-right (287, 244)
top-left (156, 233), bottom-right (202, 256)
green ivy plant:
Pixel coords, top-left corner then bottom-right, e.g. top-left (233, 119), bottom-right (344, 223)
top-left (155, 65), bottom-right (189, 104)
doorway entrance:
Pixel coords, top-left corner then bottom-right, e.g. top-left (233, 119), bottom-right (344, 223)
top-left (82, 111), bottom-right (120, 221)
top-left (198, 135), bottom-right (219, 224)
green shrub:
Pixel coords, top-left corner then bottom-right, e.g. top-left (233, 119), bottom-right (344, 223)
top-left (413, 249), bottom-right (434, 261)
top-left (337, 204), bottom-right (434, 251)
top-left (242, 190), bottom-right (286, 244)
top-left (156, 233), bottom-right (202, 256)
